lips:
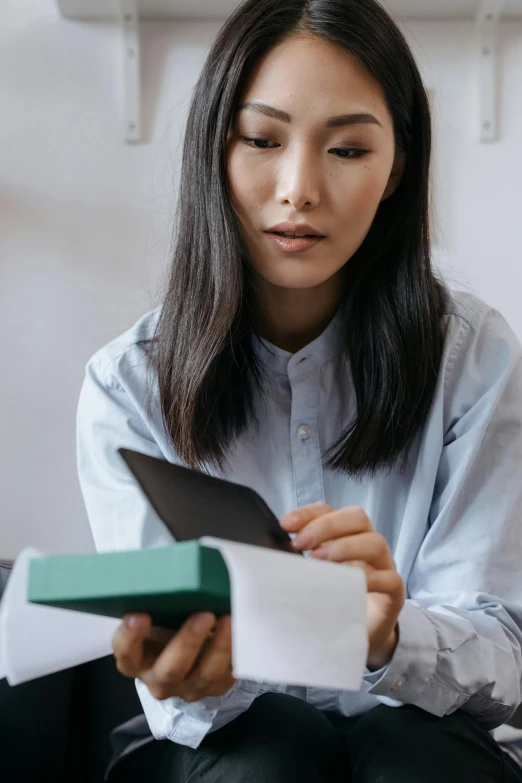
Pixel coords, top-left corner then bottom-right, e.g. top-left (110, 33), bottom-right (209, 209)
top-left (265, 222), bottom-right (325, 238)
top-left (272, 231), bottom-right (317, 238)
top-left (264, 232), bottom-right (325, 254)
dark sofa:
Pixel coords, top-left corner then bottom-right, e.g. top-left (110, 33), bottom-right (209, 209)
top-left (1, 559), bottom-right (521, 782)
top-left (0, 560), bottom-right (144, 783)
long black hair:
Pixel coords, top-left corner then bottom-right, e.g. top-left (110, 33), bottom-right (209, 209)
top-left (142, 0), bottom-right (449, 480)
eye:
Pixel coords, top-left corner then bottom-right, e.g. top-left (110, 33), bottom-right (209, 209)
top-left (240, 137), bottom-right (369, 159)
top-left (241, 137), bottom-right (279, 149)
top-left (330, 148), bottom-right (368, 160)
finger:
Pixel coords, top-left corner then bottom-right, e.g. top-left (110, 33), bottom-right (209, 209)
top-left (330, 558), bottom-right (375, 582)
top-left (292, 508), bottom-right (372, 550)
top-left (308, 550), bottom-right (376, 584)
top-left (279, 503), bottom-right (333, 532)
top-left (307, 553), bottom-right (403, 605)
top-left (310, 532), bottom-right (394, 570)
top-left (182, 615), bottom-right (234, 700)
top-left (143, 612), bottom-right (216, 698)
top-left (112, 613), bottom-right (153, 677)
top-left (366, 569), bottom-right (406, 600)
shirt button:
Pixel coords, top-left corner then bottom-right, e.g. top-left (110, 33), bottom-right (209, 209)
top-left (297, 425), bottom-right (311, 440)
top-left (391, 676), bottom-right (406, 691)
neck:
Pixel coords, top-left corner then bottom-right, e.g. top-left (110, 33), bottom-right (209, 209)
top-left (252, 271), bottom-right (347, 354)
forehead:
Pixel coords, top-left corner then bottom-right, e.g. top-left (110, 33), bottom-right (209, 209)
top-left (239, 35), bottom-right (389, 123)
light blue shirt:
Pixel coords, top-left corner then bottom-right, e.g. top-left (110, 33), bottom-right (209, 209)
top-left (76, 288), bottom-right (522, 763)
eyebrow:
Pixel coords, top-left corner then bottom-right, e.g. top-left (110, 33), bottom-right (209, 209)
top-left (238, 102), bottom-right (384, 129)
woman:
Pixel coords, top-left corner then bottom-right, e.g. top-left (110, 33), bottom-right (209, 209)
top-left (76, 0), bottom-right (522, 780)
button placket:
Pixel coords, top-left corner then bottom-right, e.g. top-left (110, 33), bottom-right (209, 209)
top-left (288, 364), bottom-right (329, 714)
top-left (288, 367), bottom-right (325, 512)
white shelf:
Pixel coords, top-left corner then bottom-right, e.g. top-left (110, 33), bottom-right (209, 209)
top-left (57, 0), bottom-right (522, 22)
top-left (56, 0), bottom-right (519, 143)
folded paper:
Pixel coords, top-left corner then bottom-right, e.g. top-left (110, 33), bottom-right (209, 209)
top-left (0, 547), bottom-right (120, 686)
top-left (0, 540), bottom-right (368, 692)
top-left (201, 537), bottom-right (368, 690)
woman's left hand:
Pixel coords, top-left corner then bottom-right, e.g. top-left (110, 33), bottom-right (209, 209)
top-left (280, 503), bottom-right (406, 671)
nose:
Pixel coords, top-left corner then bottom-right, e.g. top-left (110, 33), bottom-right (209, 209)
top-left (275, 143), bottom-right (321, 211)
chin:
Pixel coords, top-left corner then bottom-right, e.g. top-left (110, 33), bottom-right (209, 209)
top-left (258, 271), bottom-right (332, 290)
top-left (254, 263), bottom-right (340, 289)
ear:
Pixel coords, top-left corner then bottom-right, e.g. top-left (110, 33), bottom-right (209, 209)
top-left (381, 153), bottom-right (406, 201)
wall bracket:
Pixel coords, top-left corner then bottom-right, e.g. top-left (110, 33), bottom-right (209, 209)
top-left (120, 0), bottom-right (141, 143)
top-left (476, 0), bottom-right (506, 142)
top-left (110, 1), bottom-right (511, 145)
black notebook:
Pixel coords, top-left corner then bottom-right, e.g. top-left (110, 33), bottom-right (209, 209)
top-left (118, 448), bottom-right (299, 555)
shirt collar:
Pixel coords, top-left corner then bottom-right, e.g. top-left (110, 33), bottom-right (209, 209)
top-left (251, 300), bottom-right (348, 377)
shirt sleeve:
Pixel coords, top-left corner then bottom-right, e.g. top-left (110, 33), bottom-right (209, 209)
top-left (76, 354), bottom-right (261, 748)
top-left (361, 304), bottom-right (522, 729)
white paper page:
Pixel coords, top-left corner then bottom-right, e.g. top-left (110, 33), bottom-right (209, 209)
top-left (0, 547), bottom-right (120, 686)
top-left (200, 537), bottom-right (368, 691)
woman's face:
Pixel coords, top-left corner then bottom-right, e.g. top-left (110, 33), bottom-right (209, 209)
top-left (226, 35), bottom-right (404, 293)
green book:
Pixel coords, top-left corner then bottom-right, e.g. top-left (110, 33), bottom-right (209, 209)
top-left (28, 541), bottom-right (231, 630)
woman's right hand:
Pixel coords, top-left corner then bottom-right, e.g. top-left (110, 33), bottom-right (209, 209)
top-left (112, 611), bottom-right (235, 702)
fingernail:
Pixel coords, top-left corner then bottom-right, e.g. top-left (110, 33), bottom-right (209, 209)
top-left (311, 547), bottom-right (329, 559)
top-left (280, 514), bottom-right (299, 530)
top-left (294, 531), bottom-right (313, 549)
top-left (192, 613), bottom-right (213, 633)
top-left (124, 614), bottom-right (141, 630)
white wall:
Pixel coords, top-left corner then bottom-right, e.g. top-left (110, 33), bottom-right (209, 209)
top-left (1, 2), bottom-right (521, 558)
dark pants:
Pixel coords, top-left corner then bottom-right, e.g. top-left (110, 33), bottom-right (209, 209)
top-left (108, 692), bottom-right (522, 782)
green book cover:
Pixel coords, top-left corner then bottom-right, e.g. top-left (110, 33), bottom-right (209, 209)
top-left (28, 541), bottom-right (231, 630)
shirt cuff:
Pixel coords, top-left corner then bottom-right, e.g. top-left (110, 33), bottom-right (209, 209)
top-left (136, 678), bottom-right (248, 750)
top-left (136, 678), bottom-right (227, 748)
top-left (362, 599), bottom-right (438, 701)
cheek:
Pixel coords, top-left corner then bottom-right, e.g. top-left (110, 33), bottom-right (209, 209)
top-left (227, 151), bottom-right (272, 215)
top-left (333, 164), bottom-right (388, 219)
